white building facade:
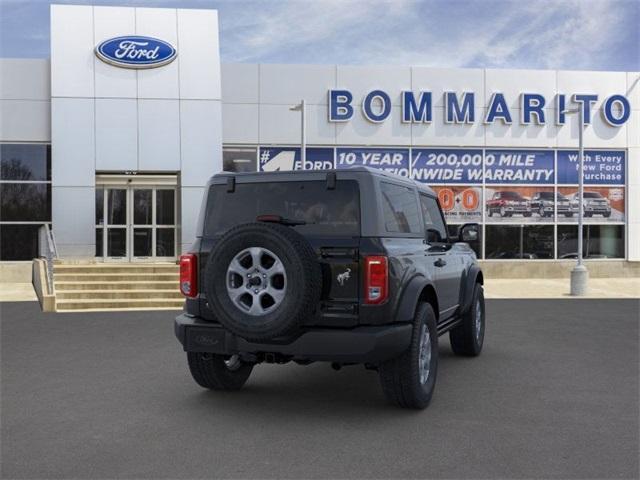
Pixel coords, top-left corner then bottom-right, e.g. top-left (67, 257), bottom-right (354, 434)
top-left (0, 4), bottom-right (638, 264)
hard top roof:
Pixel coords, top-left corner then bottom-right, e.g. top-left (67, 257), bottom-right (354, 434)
top-left (209, 166), bottom-right (436, 196)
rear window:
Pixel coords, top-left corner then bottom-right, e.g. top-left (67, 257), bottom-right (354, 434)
top-left (204, 180), bottom-right (360, 237)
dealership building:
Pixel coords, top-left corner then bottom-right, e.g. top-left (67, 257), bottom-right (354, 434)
top-left (1, 4), bottom-right (639, 270)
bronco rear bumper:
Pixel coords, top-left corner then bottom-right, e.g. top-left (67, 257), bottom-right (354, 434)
top-left (175, 314), bottom-right (412, 364)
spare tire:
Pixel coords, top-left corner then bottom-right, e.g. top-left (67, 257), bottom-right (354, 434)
top-left (203, 222), bottom-right (322, 342)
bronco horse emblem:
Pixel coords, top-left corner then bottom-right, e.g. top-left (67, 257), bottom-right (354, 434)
top-left (337, 268), bottom-right (351, 286)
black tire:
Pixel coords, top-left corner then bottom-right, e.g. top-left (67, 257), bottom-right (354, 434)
top-left (450, 283), bottom-right (485, 356)
top-left (204, 222), bottom-right (322, 342)
top-left (378, 303), bottom-right (438, 409)
top-left (603, 211), bottom-right (611, 218)
top-left (187, 352), bottom-right (253, 390)
top-left (565, 213), bottom-right (573, 218)
top-left (523, 212), bottom-right (532, 217)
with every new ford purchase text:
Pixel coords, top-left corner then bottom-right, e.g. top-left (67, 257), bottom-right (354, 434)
top-left (175, 168), bottom-right (485, 409)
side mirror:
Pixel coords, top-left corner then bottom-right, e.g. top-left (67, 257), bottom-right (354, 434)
top-left (458, 223), bottom-right (479, 243)
top-left (426, 228), bottom-right (443, 243)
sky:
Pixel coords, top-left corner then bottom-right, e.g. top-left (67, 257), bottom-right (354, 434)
top-left (0, 0), bottom-right (638, 71)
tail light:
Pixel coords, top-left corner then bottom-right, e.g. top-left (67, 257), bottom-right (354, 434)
top-left (179, 254), bottom-right (197, 298)
top-left (364, 256), bottom-right (388, 304)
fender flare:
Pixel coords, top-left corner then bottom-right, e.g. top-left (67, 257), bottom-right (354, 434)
top-left (459, 265), bottom-right (483, 315)
top-left (395, 275), bottom-right (438, 324)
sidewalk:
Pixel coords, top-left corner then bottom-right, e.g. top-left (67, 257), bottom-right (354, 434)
top-left (0, 283), bottom-right (37, 302)
top-left (485, 278), bottom-right (640, 299)
top-left (0, 279), bottom-right (638, 304)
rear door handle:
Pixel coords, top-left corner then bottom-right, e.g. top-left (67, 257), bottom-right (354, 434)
top-left (434, 258), bottom-right (447, 267)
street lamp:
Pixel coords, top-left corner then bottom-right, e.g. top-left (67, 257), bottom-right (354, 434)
top-left (289, 100), bottom-right (306, 171)
top-left (563, 104), bottom-right (588, 295)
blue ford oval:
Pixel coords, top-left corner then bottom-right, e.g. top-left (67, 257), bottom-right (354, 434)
top-left (95, 36), bottom-right (177, 69)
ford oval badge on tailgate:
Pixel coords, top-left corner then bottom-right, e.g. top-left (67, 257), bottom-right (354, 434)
top-left (95, 36), bottom-right (177, 69)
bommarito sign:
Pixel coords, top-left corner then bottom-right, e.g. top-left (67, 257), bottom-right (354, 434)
top-left (328, 90), bottom-right (631, 127)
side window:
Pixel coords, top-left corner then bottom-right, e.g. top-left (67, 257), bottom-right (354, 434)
top-left (419, 194), bottom-right (448, 242)
top-left (380, 182), bottom-right (421, 234)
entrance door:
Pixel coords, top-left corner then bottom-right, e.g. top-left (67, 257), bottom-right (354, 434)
top-left (96, 179), bottom-right (177, 262)
top-left (131, 187), bottom-right (177, 261)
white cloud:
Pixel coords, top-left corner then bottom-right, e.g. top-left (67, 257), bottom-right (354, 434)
top-left (218, 0), bottom-right (637, 71)
top-left (0, 0), bottom-right (636, 70)
top-left (220, 0), bottom-right (415, 62)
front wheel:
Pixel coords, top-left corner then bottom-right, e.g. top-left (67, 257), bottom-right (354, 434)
top-left (187, 352), bottom-right (253, 390)
top-left (450, 283), bottom-right (485, 356)
top-left (378, 303), bottom-right (438, 409)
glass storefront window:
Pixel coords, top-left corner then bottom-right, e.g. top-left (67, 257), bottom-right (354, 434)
top-left (156, 228), bottom-right (175, 257)
top-left (0, 144), bottom-right (51, 260)
top-left (0, 183), bottom-right (51, 222)
top-left (107, 189), bottom-right (127, 225)
top-left (133, 190), bottom-right (152, 225)
top-left (223, 147), bottom-right (257, 172)
top-left (156, 190), bottom-right (175, 225)
top-left (95, 188), bottom-right (104, 226)
top-left (485, 225), bottom-right (554, 259)
top-left (95, 228), bottom-right (103, 257)
top-left (0, 144), bottom-right (51, 181)
top-left (557, 225), bottom-right (624, 259)
top-left (0, 224), bottom-right (41, 260)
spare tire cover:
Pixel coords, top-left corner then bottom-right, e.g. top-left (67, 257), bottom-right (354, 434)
top-left (204, 222), bottom-right (322, 342)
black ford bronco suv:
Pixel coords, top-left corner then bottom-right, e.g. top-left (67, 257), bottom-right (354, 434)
top-left (175, 167), bottom-right (485, 409)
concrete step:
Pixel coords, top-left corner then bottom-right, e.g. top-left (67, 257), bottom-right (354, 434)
top-left (54, 273), bottom-right (178, 282)
top-left (51, 262), bottom-right (183, 311)
top-left (56, 307), bottom-right (185, 313)
top-left (56, 290), bottom-right (183, 300)
top-left (54, 264), bottom-right (178, 274)
top-left (55, 298), bottom-right (184, 311)
top-left (55, 281), bottom-right (179, 291)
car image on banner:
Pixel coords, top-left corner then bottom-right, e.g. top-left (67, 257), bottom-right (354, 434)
top-left (485, 187), bottom-right (556, 222)
top-left (557, 187), bottom-right (624, 223)
top-left (529, 190), bottom-right (578, 219)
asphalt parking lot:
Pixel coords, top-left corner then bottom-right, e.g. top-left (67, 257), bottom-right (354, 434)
top-left (1, 299), bottom-right (638, 479)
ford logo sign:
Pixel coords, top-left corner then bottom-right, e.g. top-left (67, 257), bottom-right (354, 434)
top-left (95, 36), bottom-right (177, 69)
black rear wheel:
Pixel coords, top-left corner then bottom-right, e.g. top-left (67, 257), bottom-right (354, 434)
top-left (378, 303), bottom-right (438, 409)
top-left (450, 283), bottom-right (485, 356)
top-left (187, 352), bottom-right (253, 391)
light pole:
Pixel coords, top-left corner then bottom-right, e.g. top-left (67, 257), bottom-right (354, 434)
top-left (564, 104), bottom-right (588, 295)
top-left (289, 100), bottom-right (306, 170)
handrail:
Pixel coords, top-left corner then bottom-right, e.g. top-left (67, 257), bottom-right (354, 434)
top-left (38, 224), bottom-right (58, 294)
